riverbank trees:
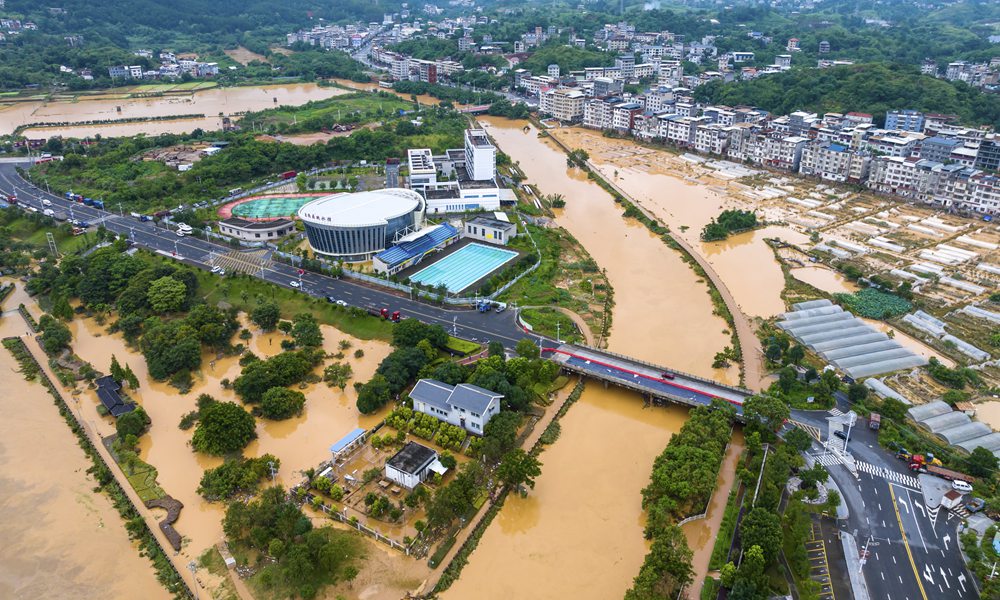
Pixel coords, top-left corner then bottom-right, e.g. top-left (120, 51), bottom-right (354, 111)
top-left (627, 402), bottom-right (735, 599)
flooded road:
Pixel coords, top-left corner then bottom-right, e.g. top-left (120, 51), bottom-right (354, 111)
top-left (2, 83), bottom-right (349, 138)
top-left (0, 282), bottom-right (168, 599)
top-left (441, 387), bottom-right (690, 600)
top-left (974, 402), bottom-right (1000, 431)
top-left (66, 313), bottom-right (391, 564)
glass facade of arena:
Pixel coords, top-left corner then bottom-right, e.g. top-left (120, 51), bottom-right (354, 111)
top-left (303, 212), bottom-right (416, 261)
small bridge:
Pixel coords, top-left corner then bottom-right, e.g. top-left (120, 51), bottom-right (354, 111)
top-left (543, 344), bottom-right (752, 418)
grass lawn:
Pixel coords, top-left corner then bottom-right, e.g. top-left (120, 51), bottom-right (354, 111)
top-left (700, 577), bottom-right (721, 600)
top-left (4, 216), bottom-right (97, 255)
top-left (446, 336), bottom-right (480, 355)
top-left (246, 92), bottom-right (411, 129)
top-left (198, 547), bottom-right (239, 600)
top-left (194, 271), bottom-right (394, 341)
top-left (520, 307), bottom-right (582, 344)
top-left (708, 484), bottom-right (742, 570)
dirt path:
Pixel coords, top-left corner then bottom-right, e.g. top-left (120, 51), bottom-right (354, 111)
top-left (518, 305), bottom-right (596, 345)
top-left (682, 429), bottom-right (745, 598)
top-left (417, 380), bottom-right (579, 595)
top-left (594, 170), bottom-right (765, 391)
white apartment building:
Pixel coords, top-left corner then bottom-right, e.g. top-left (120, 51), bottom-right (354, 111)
top-left (539, 88), bottom-right (585, 122)
top-left (658, 60), bottom-right (684, 86)
top-left (464, 129), bottom-right (496, 181)
top-left (642, 87), bottom-right (675, 113)
top-left (584, 99), bottom-right (615, 130)
top-left (612, 102), bottom-right (644, 132)
top-left (866, 133), bottom-right (923, 157)
top-left (798, 141), bottom-right (871, 183)
top-left (694, 124), bottom-right (729, 155)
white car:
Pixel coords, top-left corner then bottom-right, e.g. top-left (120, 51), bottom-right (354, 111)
top-left (210, 266), bottom-right (225, 275)
top-left (952, 480), bottom-right (973, 494)
top-left (176, 230), bottom-right (185, 237)
top-left (290, 280), bottom-right (301, 288)
top-left (336, 300), bottom-right (348, 307)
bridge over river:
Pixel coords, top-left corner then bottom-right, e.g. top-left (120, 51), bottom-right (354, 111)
top-left (543, 344), bottom-right (752, 417)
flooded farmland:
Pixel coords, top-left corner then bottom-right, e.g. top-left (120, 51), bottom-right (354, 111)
top-left (2, 83), bottom-right (349, 138)
top-left (0, 282), bottom-right (168, 599)
top-left (65, 313), bottom-right (392, 566)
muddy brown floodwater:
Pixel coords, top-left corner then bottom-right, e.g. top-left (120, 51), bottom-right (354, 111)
top-left (65, 313), bottom-right (392, 571)
top-left (550, 127), bottom-right (811, 319)
top-left (1, 83), bottom-right (349, 138)
top-left (0, 281), bottom-right (168, 599)
top-left (439, 118), bottom-right (735, 600)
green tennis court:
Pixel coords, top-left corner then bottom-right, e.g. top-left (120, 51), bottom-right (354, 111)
top-left (230, 195), bottom-right (318, 218)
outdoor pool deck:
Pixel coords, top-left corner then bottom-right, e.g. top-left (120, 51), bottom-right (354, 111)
top-left (409, 242), bottom-right (518, 293)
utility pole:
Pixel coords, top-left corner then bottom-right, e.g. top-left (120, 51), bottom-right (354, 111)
top-left (118, 202), bottom-right (123, 217)
top-left (268, 460), bottom-right (277, 481)
top-left (556, 321), bottom-right (561, 343)
top-left (452, 316), bottom-right (457, 335)
top-left (752, 444), bottom-right (770, 506)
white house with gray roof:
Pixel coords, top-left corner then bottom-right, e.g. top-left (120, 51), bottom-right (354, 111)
top-left (409, 379), bottom-right (503, 435)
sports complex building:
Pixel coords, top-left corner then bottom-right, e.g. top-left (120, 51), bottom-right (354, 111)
top-left (298, 189), bottom-right (425, 261)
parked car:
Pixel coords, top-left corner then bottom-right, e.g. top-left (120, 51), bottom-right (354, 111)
top-left (326, 295), bottom-right (338, 303)
top-left (952, 480), bottom-right (974, 494)
top-left (336, 300), bottom-right (348, 307)
top-left (290, 280), bottom-right (301, 288)
top-left (176, 230), bottom-right (185, 237)
top-left (833, 430), bottom-right (848, 440)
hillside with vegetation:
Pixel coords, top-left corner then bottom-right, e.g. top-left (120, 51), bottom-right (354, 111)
top-left (694, 63), bottom-right (1000, 127)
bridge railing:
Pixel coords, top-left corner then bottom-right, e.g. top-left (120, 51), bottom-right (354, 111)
top-left (560, 343), bottom-right (754, 398)
top-left (556, 360), bottom-right (705, 408)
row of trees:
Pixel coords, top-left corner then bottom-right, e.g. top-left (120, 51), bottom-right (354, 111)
top-left (701, 210), bottom-right (758, 242)
top-left (626, 402), bottom-right (735, 599)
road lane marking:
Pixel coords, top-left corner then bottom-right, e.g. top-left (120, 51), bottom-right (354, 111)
top-left (889, 485), bottom-right (929, 600)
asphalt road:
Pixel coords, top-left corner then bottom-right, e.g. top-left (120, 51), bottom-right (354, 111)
top-left (792, 403), bottom-right (978, 600)
top-left (0, 161), bottom-right (535, 350)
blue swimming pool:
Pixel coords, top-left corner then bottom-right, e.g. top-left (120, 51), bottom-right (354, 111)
top-left (410, 243), bottom-right (519, 293)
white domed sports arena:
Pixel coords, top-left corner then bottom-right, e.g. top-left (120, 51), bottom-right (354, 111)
top-left (298, 189), bottom-right (425, 261)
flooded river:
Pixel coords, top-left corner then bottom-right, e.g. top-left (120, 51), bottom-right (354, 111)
top-left (1, 83), bottom-right (349, 138)
top-left (441, 118), bottom-right (736, 599)
top-left (550, 127), bottom-right (810, 319)
top-left (65, 313), bottom-right (391, 565)
top-left (0, 282), bottom-right (168, 599)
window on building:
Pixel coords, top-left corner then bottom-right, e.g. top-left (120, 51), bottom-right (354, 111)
top-left (255, 233), bottom-right (260, 238)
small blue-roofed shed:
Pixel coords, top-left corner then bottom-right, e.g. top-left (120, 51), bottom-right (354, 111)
top-left (329, 428), bottom-right (366, 462)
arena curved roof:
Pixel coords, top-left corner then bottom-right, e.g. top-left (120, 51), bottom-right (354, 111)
top-left (298, 188), bottom-right (423, 228)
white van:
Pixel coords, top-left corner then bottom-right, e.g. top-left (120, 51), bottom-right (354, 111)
top-left (41, 199), bottom-right (52, 207)
top-left (43, 209), bottom-right (55, 217)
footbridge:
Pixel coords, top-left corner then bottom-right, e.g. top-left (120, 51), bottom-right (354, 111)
top-left (543, 344), bottom-right (752, 418)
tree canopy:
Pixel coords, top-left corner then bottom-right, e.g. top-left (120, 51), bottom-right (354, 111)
top-left (191, 401), bottom-right (257, 456)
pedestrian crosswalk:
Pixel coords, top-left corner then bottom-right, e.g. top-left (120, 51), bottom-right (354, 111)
top-left (854, 460), bottom-right (922, 489)
top-left (829, 408), bottom-right (845, 417)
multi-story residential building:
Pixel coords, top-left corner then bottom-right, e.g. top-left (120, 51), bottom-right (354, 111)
top-left (818, 40), bottom-right (830, 53)
top-left (633, 63), bottom-right (655, 79)
top-left (975, 138), bottom-right (1000, 172)
top-left (616, 55), bottom-right (635, 79)
top-left (539, 87), bottom-right (585, 122)
top-left (583, 98), bottom-right (616, 130)
top-left (694, 124), bottom-right (729, 155)
top-left (884, 109), bottom-right (926, 132)
top-left (786, 38), bottom-right (800, 51)
top-left (755, 134), bottom-right (809, 171)
top-left (966, 174), bottom-right (1000, 215)
top-left (464, 129), bottom-right (496, 181)
top-left (583, 98), bottom-right (617, 129)
top-left (775, 54), bottom-right (792, 70)
top-left (731, 51), bottom-right (755, 63)
top-left (612, 102), bottom-right (644, 132)
top-left (641, 86), bottom-right (674, 112)
top-left (547, 64), bottom-right (560, 78)
top-left (867, 132), bottom-right (923, 157)
top-left (920, 136), bottom-right (962, 163)
top-left (657, 60), bottom-right (683, 86)
top-left (921, 59), bottom-right (938, 76)
top-left (593, 76), bottom-right (624, 99)
top-left (703, 106), bottom-right (736, 126)
top-left (799, 141), bottom-right (871, 183)
top-left (787, 111), bottom-right (818, 136)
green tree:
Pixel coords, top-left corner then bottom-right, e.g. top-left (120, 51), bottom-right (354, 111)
top-left (38, 315), bottom-right (71, 355)
top-left (250, 301), bottom-right (281, 331)
top-left (323, 362), bottom-right (353, 389)
top-left (116, 405), bottom-right (150, 439)
top-left (785, 344), bottom-right (805, 365)
top-left (291, 312), bottom-right (323, 348)
top-left (743, 395), bottom-right (790, 441)
top-left (356, 373), bottom-right (392, 414)
top-left (52, 295), bottom-right (74, 321)
top-left (146, 276), bottom-right (187, 313)
top-left (481, 410), bottom-right (521, 462)
top-left (192, 401), bottom-right (257, 455)
top-left (740, 508), bottom-right (783, 564)
top-left (967, 446), bottom-right (998, 478)
top-left (496, 448), bottom-right (542, 492)
top-left (777, 367), bottom-right (797, 394)
top-left (624, 524), bottom-right (693, 600)
top-left (488, 340), bottom-right (505, 358)
top-left (515, 338), bottom-right (540, 360)
top-left (848, 382), bottom-right (869, 403)
top-left (880, 397), bottom-right (908, 423)
top-left (785, 426), bottom-right (814, 453)
top-left (260, 387), bottom-right (306, 420)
